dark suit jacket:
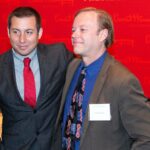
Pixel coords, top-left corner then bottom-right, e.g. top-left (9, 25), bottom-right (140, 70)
top-left (55, 53), bottom-right (150, 150)
top-left (0, 43), bottom-right (73, 150)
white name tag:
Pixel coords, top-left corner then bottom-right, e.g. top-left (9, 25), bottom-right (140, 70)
top-left (89, 104), bottom-right (111, 121)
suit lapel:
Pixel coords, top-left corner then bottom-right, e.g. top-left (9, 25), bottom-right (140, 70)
top-left (55, 59), bottom-right (81, 128)
top-left (4, 50), bottom-right (16, 84)
top-left (80, 54), bottom-right (113, 146)
top-left (4, 50), bottom-right (30, 106)
top-left (35, 45), bottom-right (47, 108)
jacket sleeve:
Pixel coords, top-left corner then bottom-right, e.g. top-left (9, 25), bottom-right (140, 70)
top-left (119, 75), bottom-right (150, 150)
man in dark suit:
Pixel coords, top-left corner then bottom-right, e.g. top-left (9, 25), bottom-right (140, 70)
top-left (0, 7), bottom-right (73, 150)
top-left (55, 7), bottom-right (150, 150)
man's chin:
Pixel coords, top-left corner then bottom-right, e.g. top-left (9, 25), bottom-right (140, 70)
top-left (13, 49), bottom-right (31, 56)
top-left (73, 48), bottom-right (83, 55)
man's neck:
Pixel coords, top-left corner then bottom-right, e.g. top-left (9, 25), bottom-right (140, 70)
top-left (82, 47), bottom-right (106, 66)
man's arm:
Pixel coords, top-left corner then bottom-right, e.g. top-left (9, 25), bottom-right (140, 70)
top-left (119, 75), bottom-right (150, 149)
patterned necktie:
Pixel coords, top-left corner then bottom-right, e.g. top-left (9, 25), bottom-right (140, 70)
top-left (23, 57), bottom-right (36, 108)
top-left (63, 67), bottom-right (86, 150)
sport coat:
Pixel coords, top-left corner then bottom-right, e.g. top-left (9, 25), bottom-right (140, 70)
top-left (55, 53), bottom-right (150, 150)
top-left (0, 43), bottom-right (73, 150)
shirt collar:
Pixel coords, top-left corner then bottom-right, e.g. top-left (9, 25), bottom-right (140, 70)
top-left (80, 51), bottom-right (107, 76)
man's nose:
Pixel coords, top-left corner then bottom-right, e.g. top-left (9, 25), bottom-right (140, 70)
top-left (19, 33), bottom-right (26, 43)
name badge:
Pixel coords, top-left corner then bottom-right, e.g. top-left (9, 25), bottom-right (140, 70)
top-left (89, 104), bottom-right (111, 121)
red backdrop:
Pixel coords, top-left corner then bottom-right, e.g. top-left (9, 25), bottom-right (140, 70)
top-left (0, 0), bottom-right (150, 97)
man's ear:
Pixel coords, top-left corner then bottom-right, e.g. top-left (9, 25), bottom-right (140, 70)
top-left (7, 28), bottom-right (10, 38)
top-left (38, 27), bottom-right (43, 39)
top-left (98, 29), bottom-right (108, 42)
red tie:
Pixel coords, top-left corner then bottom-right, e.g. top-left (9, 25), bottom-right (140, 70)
top-left (23, 57), bottom-right (36, 108)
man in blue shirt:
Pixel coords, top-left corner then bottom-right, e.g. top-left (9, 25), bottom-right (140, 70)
top-left (55, 7), bottom-right (150, 150)
top-left (0, 6), bottom-right (73, 150)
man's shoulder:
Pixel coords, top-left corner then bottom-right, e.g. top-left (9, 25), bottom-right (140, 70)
top-left (0, 49), bottom-right (12, 62)
top-left (37, 42), bottom-right (74, 59)
top-left (106, 53), bottom-right (138, 82)
top-left (37, 43), bottom-right (67, 52)
top-left (37, 43), bottom-right (73, 66)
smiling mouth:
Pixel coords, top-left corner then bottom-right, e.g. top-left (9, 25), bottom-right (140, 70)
top-left (73, 41), bottom-right (83, 45)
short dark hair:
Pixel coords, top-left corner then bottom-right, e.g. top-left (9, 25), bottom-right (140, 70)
top-left (8, 6), bottom-right (41, 32)
top-left (74, 7), bottom-right (114, 48)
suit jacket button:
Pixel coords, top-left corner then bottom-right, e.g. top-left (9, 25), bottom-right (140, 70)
top-left (33, 109), bottom-right (37, 113)
top-left (36, 131), bottom-right (39, 135)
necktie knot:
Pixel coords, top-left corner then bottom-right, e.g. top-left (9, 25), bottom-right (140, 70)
top-left (24, 57), bottom-right (31, 67)
top-left (77, 67), bottom-right (86, 88)
top-left (81, 67), bottom-right (86, 75)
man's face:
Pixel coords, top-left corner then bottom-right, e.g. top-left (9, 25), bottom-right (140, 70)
top-left (71, 11), bottom-right (102, 58)
top-left (8, 16), bottom-right (42, 56)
